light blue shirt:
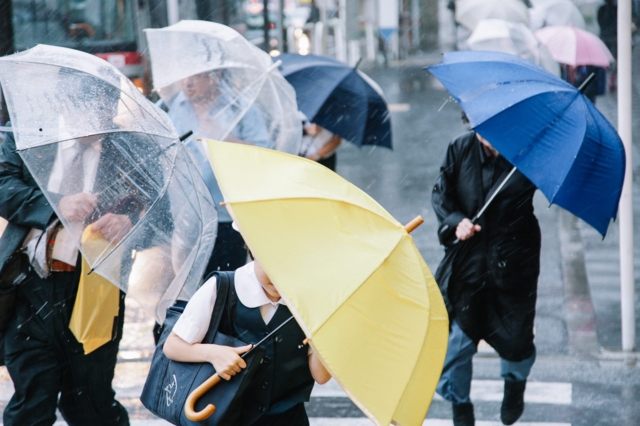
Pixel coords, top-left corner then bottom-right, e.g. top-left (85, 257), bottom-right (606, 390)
top-left (164, 91), bottom-right (272, 222)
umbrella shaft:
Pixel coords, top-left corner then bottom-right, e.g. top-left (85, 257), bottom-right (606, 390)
top-left (241, 315), bottom-right (295, 358)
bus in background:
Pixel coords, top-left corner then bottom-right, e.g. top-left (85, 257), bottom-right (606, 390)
top-left (5, 0), bottom-right (147, 92)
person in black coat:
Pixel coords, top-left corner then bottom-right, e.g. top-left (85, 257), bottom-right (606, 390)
top-left (0, 105), bottom-right (172, 425)
top-left (431, 127), bottom-right (540, 426)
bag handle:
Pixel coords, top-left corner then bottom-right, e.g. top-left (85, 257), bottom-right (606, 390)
top-left (184, 270), bottom-right (234, 422)
top-left (202, 271), bottom-right (234, 344)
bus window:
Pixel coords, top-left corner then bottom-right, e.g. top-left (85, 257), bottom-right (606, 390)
top-left (12, 0), bottom-right (137, 53)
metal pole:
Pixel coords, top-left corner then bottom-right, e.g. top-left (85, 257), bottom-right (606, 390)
top-left (617, 0), bottom-right (636, 354)
top-left (167, 0), bottom-right (179, 25)
top-left (279, 0), bottom-right (286, 52)
top-left (263, 0), bottom-right (270, 51)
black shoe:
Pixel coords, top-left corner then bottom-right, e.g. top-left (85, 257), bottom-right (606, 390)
top-left (452, 402), bottom-right (475, 426)
top-left (501, 380), bottom-right (526, 425)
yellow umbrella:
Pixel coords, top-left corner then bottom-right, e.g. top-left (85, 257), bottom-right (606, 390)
top-left (206, 140), bottom-right (448, 426)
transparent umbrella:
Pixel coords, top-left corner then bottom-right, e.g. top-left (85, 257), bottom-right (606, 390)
top-left (144, 20), bottom-right (302, 155)
top-left (467, 19), bottom-right (560, 76)
top-left (455, 0), bottom-right (529, 31)
top-left (529, 0), bottom-right (586, 31)
top-left (0, 45), bottom-right (217, 322)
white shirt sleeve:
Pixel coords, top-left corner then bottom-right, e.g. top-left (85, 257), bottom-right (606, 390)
top-left (172, 276), bottom-right (218, 344)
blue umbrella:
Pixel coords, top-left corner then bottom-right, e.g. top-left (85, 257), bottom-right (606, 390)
top-left (276, 53), bottom-right (392, 148)
top-left (428, 50), bottom-right (625, 236)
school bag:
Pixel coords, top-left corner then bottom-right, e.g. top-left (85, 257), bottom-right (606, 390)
top-left (140, 271), bottom-right (266, 425)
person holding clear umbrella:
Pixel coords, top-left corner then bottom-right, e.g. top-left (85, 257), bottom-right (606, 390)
top-left (160, 69), bottom-right (274, 277)
top-left (146, 21), bottom-right (302, 279)
top-left (0, 70), bottom-right (137, 426)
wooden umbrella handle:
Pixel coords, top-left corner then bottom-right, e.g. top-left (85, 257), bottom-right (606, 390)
top-left (184, 373), bottom-right (222, 421)
top-left (404, 216), bottom-right (424, 233)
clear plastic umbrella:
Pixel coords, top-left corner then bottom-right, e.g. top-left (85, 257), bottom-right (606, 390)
top-left (0, 45), bottom-right (217, 322)
top-left (455, 0), bottom-right (529, 31)
top-left (144, 20), bottom-right (302, 155)
top-left (529, 0), bottom-right (586, 31)
top-left (467, 19), bottom-right (560, 76)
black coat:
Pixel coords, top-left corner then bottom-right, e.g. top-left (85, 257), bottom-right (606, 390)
top-left (432, 131), bottom-right (540, 361)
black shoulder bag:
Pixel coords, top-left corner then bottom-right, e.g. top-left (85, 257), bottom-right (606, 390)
top-left (140, 271), bottom-right (266, 425)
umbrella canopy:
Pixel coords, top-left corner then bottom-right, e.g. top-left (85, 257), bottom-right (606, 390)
top-left (276, 53), bottom-right (392, 149)
top-left (467, 19), bottom-right (560, 76)
top-left (206, 140), bottom-right (447, 426)
top-left (145, 20), bottom-right (301, 155)
top-left (529, 0), bottom-right (586, 30)
top-left (455, 0), bottom-right (529, 31)
top-left (535, 25), bottom-right (615, 66)
top-left (428, 51), bottom-right (625, 236)
top-left (0, 45), bottom-right (217, 321)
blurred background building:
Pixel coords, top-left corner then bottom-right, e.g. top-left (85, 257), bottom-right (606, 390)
top-left (0, 0), bottom-right (637, 93)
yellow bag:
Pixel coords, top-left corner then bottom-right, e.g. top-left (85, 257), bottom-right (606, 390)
top-left (69, 226), bottom-right (120, 355)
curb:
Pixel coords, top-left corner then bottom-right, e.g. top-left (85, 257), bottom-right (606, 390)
top-left (557, 209), bottom-right (601, 359)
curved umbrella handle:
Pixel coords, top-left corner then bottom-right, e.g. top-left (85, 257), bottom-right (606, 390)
top-left (184, 373), bottom-right (222, 421)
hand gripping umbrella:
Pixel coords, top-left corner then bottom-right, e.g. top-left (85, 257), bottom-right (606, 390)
top-left (277, 53), bottom-right (392, 149)
top-left (145, 20), bottom-right (301, 155)
top-left (428, 50), bottom-right (625, 236)
top-left (193, 140), bottom-right (448, 426)
top-left (0, 45), bottom-right (217, 331)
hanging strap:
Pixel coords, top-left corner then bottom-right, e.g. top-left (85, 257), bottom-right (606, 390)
top-left (203, 271), bottom-right (235, 344)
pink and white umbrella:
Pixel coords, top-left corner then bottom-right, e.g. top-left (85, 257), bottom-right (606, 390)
top-left (535, 25), bottom-right (615, 67)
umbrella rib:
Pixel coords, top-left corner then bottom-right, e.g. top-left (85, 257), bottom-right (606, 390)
top-left (1, 60), bottom-right (176, 136)
top-left (88, 141), bottom-right (181, 274)
top-left (309, 233), bottom-right (426, 426)
top-left (13, 130), bottom-right (175, 152)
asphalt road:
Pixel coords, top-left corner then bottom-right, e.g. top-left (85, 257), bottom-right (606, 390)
top-left (1, 59), bottom-right (640, 426)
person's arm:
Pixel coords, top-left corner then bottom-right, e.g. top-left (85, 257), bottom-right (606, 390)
top-left (431, 137), bottom-right (478, 246)
top-left (162, 276), bottom-right (252, 380)
top-left (163, 332), bottom-right (252, 381)
top-left (308, 352), bottom-right (331, 384)
top-left (307, 135), bottom-right (341, 161)
top-left (0, 131), bottom-right (55, 229)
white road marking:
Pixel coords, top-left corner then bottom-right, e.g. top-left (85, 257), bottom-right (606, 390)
top-left (312, 379), bottom-right (572, 405)
top-left (310, 420), bottom-right (570, 426)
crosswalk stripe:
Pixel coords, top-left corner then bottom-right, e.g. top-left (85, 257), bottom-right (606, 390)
top-left (310, 420), bottom-right (571, 426)
top-left (312, 379), bottom-right (572, 405)
top-left (28, 419), bottom-right (573, 426)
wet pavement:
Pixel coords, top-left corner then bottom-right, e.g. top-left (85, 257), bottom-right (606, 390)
top-left (2, 48), bottom-right (640, 425)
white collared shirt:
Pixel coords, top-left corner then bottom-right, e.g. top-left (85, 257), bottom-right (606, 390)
top-left (47, 139), bottom-right (101, 194)
top-left (22, 139), bottom-right (101, 265)
top-left (172, 262), bottom-right (286, 345)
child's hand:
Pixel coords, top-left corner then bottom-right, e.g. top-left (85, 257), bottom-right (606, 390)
top-left (208, 344), bottom-right (252, 380)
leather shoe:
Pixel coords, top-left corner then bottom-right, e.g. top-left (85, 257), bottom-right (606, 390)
top-left (452, 402), bottom-right (475, 426)
top-left (501, 380), bottom-right (526, 425)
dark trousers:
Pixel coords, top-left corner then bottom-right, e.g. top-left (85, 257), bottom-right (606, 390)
top-left (203, 221), bottom-right (248, 277)
top-left (251, 403), bottom-right (309, 426)
top-left (3, 266), bottom-right (128, 426)
top-left (318, 153), bottom-right (337, 172)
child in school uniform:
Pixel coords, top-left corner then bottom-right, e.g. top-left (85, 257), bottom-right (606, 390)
top-left (163, 257), bottom-right (331, 426)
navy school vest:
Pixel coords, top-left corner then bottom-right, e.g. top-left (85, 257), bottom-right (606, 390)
top-left (217, 273), bottom-right (314, 424)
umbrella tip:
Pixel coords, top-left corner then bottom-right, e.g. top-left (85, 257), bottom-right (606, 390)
top-left (354, 57), bottom-right (363, 70)
top-left (404, 216), bottom-right (424, 233)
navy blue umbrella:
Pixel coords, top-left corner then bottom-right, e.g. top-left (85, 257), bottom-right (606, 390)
top-left (428, 51), bottom-right (625, 236)
top-left (276, 53), bottom-right (392, 149)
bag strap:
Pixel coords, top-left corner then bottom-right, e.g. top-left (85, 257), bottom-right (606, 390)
top-left (202, 271), bottom-right (234, 344)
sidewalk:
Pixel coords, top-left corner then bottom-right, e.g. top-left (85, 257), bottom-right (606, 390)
top-left (571, 69), bottom-right (640, 355)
